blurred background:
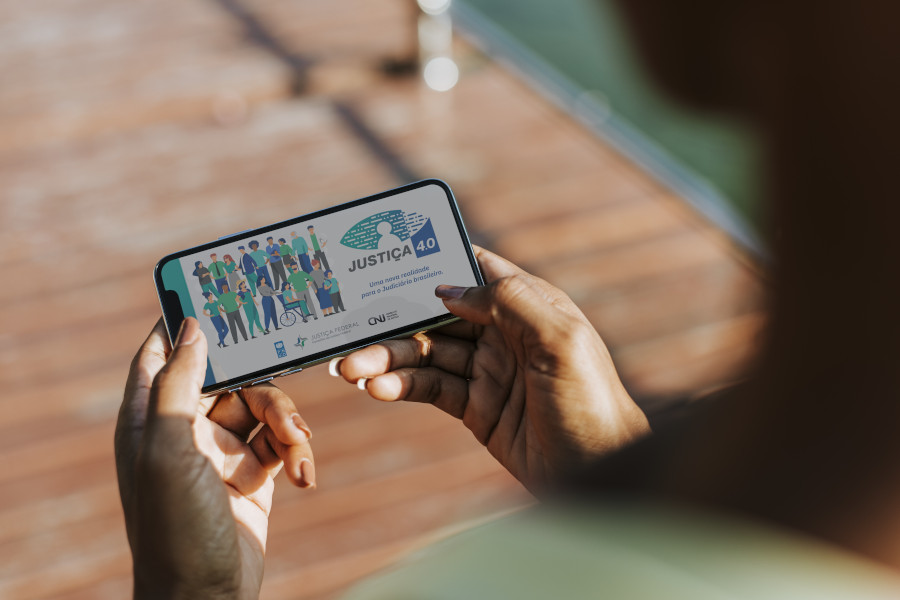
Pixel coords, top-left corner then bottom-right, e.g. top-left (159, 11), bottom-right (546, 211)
top-left (0, 0), bottom-right (765, 598)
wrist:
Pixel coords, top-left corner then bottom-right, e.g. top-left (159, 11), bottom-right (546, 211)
top-left (134, 580), bottom-right (242, 600)
top-left (134, 566), bottom-right (243, 600)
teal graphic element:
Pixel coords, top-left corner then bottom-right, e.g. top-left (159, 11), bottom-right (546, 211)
top-left (294, 336), bottom-right (307, 348)
top-left (340, 210), bottom-right (429, 250)
top-left (162, 260), bottom-right (216, 387)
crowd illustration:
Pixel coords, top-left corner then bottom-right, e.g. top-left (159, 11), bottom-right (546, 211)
top-left (193, 225), bottom-right (346, 348)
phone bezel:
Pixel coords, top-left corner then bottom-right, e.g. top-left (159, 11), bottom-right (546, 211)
top-left (154, 178), bottom-right (483, 395)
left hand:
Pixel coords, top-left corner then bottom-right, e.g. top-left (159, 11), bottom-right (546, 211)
top-left (115, 318), bottom-right (315, 599)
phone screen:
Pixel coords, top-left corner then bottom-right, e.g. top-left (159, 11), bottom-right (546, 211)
top-left (155, 180), bottom-right (481, 393)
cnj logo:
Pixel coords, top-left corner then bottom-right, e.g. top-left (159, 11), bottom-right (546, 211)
top-left (368, 310), bottom-right (399, 326)
top-left (341, 210), bottom-right (440, 272)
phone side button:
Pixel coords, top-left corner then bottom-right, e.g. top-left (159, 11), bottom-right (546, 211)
top-left (227, 386), bottom-right (242, 393)
top-left (279, 367), bottom-right (303, 377)
top-left (249, 377), bottom-right (274, 386)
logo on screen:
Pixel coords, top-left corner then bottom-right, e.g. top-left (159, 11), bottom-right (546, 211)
top-left (367, 310), bottom-right (399, 326)
top-left (274, 341), bottom-right (287, 359)
top-left (341, 210), bottom-right (440, 260)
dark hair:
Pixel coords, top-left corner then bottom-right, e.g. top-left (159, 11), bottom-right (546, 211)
top-left (281, 282), bottom-right (291, 291)
top-left (267, 236), bottom-right (274, 241)
top-left (195, 260), bottom-right (202, 268)
top-left (307, 225), bottom-right (314, 230)
top-left (249, 240), bottom-right (259, 249)
top-left (278, 238), bottom-right (286, 243)
top-left (258, 276), bottom-right (268, 285)
top-left (202, 291), bottom-right (214, 299)
top-left (325, 270), bottom-right (333, 277)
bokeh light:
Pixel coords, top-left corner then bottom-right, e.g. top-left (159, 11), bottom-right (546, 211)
top-left (417, 0), bottom-right (452, 16)
top-left (423, 56), bottom-right (459, 91)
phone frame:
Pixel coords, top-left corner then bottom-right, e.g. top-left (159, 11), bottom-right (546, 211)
top-left (154, 179), bottom-right (483, 395)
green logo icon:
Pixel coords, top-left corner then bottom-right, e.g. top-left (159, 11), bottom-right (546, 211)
top-left (340, 210), bottom-right (428, 250)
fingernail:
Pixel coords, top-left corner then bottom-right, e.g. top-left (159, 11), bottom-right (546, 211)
top-left (435, 285), bottom-right (467, 300)
top-left (292, 414), bottom-right (312, 441)
top-left (175, 318), bottom-right (200, 347)
top-left (328, 357), bottom-right (344, 377)
top-left (357, 377), bottom-right (369, 391)
top-left (298, 458), bottom-right (316, 488)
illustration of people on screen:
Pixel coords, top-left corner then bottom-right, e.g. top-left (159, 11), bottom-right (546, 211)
top-left (192, 261), bottom-right (219, 298)
top-left (376, 221), bottom-right (402, 249)
top-left (256, 275), bottom-right (280, 332)
top-left (218, 283), bottom-right (248, 344)
top-left (208, 253), bottom-right (228, 294)
top-left (266, 236), bottom-right (288, 290)
top-left (223, 254), bottom-right (241, 293)
top-left (286, 263), bottom-right (316, 320)
top-left (290, 230), bottom-right (312, 273)
top-left (281, 282), bottom-right (310, 323)
top-left (238, 245), bottom-right (259, 296)
top-left (324, 270), bottom-right (345, 313)
top-left (237, 280), bottom-right (265, 337)
top-left (310, 259), bottom-right (335, 316)
top-left (307, 225), bottom-right (330, 273)
top-left (277, 237), bottom-right (296, 272)
top-left (249, 241), bottom-right (271, 292)
top-left (201, 290), bottom-right (229, 348)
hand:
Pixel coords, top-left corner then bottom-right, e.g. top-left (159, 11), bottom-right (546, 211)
top-left (115, 318), bottom-right (315, 599)
top-left (333, 247), bottom-right (650, 494)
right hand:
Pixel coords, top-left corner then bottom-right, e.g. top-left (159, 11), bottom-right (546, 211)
top-left (334, 247), bottom-right (650, 494)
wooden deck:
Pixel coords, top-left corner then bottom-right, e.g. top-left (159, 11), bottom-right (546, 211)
top-left (0, 1), bottom-right (765, 598)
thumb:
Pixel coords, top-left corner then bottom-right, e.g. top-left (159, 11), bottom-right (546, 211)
top-left (146, 317), bottom-right (208, 424)
top-left (436, 274), bottom-right (554, 332)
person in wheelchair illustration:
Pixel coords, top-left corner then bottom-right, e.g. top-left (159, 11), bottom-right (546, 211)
top-left (278, 282), bottom-right (313, 327)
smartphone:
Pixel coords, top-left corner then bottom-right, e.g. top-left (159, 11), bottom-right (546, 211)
top-left (154, 179), bottom-right (483, 395)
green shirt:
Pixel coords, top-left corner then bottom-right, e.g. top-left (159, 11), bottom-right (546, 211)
top-left (292, 236), bottom-right (309, 255)
top-left (239, 291), bottom-right (256, 314)
top-left (203, 301), bottom-right (222, 317)
top-left (310, 233), bottom-right (321, 251)
top-left (279, 244), bottom-right (293, 259)
top-left (325, 277), bottom-right (339, 292)
top-left (288, 270), bottom-right (314, 291)
top-left (225, 262), bottom-right (237, 273)
top-left (218, 291), bottom-right (240, 313)
top-left (250, 250), bottom-right (269, 269)
top-left (342, 502), bottom-right (900, 600)
top-left (208, 261), bottom-right (227, 280)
